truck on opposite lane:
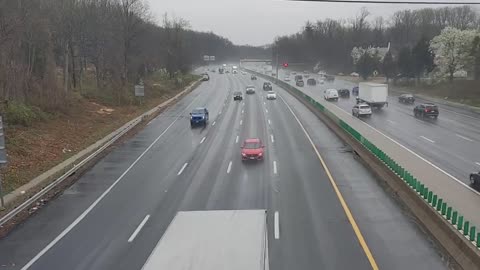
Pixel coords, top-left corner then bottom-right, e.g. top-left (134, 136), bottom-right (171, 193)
top-left (142, 210), bottom-right (269, 270)
top-left (357, 82), bottom-right (388, 109)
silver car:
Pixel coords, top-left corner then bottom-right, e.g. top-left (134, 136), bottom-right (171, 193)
top-left (352, 104), bottom-right (372, 117)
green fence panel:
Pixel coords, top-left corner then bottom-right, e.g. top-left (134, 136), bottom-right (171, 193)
top-left (436, 198), bottom-right (443, 211)
top-left (464, 221), bottom-right (470, 236)
top-left (458, 216), bottom-right (464, 230)
top-left (423, 187), bottom-right (429, 199)
top-left (441, 202), bottom-right (447, 216)
top-left (452, 211), bottom-right (458, 225)
top-left (470, 226), bottom-right (476, 242)
top-left (477, 233), bottom-right (480, 248)
top-left (446, 207), bottom-right (452, 220)
top-left (427, 191), bottom-right (433, 203)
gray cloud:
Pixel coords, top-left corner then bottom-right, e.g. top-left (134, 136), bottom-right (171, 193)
top-left (146, 0), bottom-right (466, 46)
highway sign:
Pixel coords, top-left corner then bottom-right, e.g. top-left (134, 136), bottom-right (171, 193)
top-left (209, 56), bottom-right (215, 61)
top-left (203, 55), bottom-right (210, 61)
top-left (134, 85), bottom-right (145, 97)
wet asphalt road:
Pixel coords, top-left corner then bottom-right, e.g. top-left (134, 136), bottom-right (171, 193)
top-left (0, 71), bottom-right (447, 270)
top-left (274, 69), bottom-right (480, 188)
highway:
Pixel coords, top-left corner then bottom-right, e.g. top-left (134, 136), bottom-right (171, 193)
top-left (275, 68), bottom-right (480, 189)
top-left (0, 71), bottom-right (447, 270)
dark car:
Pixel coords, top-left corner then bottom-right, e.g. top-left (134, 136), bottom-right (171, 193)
top-left (307, 78), bottom-right (316, 86)
top-left (263, 82), bottom-right (272, 91)
top-left (338, 88), bottom-right (350, 98)
top-left (399, 94), bottom-right (415, 104)
top-left (251, 75), bottom-right (257, 80)
top-left (470, 171), bottom-right (480, 186)
top-left (296, 80), bottom-right (304, 87)
top-left (325, 74), bottom-right (335, 81)
top-left (414, 103), bottom-right (439, 119)
top-left (190, 107), bottom-right (209, 127)
top-left (295, 75), bottom-right (303, 81)
top-left (352, 86), bottom-right (359, 96)
top-left (233, 91), bottom-right (243, 101)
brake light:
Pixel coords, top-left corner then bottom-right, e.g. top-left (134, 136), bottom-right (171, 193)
top-left (425, 109), bottom-right (428, 113)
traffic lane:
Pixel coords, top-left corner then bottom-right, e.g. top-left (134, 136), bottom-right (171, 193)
top-left (113, 79), bottom-right (245, 270)
top-left (262, 94), bottom-right (372, 270)
top-left (298, 83), bottom-right (480, 183)
top-left (0, 74), bottom-right (232, 269)
top-left (276, 86), bottom-right (448, 270)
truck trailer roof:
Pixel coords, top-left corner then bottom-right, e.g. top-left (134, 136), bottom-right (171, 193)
top-left (142, 210), bottom-right (269, 270)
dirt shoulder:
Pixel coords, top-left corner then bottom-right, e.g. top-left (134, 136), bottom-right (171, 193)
top-left (2, 75), bottom-right (199, 194)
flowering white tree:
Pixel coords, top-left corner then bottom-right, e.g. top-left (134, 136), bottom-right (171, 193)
top-left (430, 27), bottom-right (478, 81)
top-left (351, 46), bottom-right (387, 65)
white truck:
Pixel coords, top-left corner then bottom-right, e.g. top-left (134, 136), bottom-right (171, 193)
top-left (142, 210), bottom-right (269, 270)
top-left (357, 82), bottom-right (388, 109)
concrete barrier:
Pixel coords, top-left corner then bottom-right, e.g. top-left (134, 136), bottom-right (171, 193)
top-left (245, 68), bottom-right (480, 270)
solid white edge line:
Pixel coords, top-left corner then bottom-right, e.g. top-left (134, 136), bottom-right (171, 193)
top-left (177, 162), bottom-right (188, 175)
top-left (128, 215), bottom-right (150, 242)
top-left (456, 134), bottom-right (474, 142)
top-left (420, 136), bottom-right (435, 143)
top-left (19, 97), bottom-right (194, 269)
top-left (212, 121), bottom-right (216, 126)
top-left (326, 98), bottom-right (480, 196)
top-left (274, 211), bottom-right (280, 239)
top-left (200, 137), bottom-right (206, 144)
top-left (227, 161), bottom-right (233, 174)
top-left (273, 161), bottom-right (277, 175)
top-left (476, 162), bottom-right (480, 166)
top-left (271, 134), bottom-right (274, 143)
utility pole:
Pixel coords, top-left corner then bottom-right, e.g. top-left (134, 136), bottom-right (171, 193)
top-left (276, 50), bottom-right (279, 80)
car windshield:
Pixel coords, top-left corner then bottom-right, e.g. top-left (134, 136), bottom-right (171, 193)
top-left (244, 142), bottom-right (261, 149)
top-left (268, 91), bottom-right (275, 94)
top-left (192, 109), bottom-right (204, 114)
top-left (426, 105), bottom-right (438, 110)
top-left (359, 105), bottom-right (370, 109)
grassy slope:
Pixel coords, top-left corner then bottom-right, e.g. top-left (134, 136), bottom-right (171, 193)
top-left (2, 73), bottom-right (199, 193)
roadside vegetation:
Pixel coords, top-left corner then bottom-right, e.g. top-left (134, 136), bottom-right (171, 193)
top-left (272, 6), bottom-right (480, 105)
top-left (0, 0), bottom-right (269, 193)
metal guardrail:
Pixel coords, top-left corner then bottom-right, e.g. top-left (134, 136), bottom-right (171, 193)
top-left (0, 79), bottom-right (201, 227)
top-left (0, 118), bottom-right (141, 227)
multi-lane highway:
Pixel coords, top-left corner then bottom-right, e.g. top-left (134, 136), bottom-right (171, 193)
top-left (275, 68), bottom-right (480, 189)
top-left (0, 71), bottom-right (447, 269)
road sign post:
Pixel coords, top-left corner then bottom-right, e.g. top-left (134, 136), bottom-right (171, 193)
top-left (134, 82), bottom-right (145, 105)
top-left (0, 116), bottom-right (7, 208)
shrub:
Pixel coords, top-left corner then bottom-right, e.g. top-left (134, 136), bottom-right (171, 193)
top-left (4, 102), bottom-right (46, 126)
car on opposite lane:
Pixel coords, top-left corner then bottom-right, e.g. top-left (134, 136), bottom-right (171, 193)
top-left (284, 76), bottom-right (291, 82)
top-left (324, 89), bottom-right (339, 101)
top-left (352, 103), bottom-right (372, 117)
top-left (470, 171), bottom-right (480, 186)
top-left (241, 138), bottom-right (265, 161)
top-left (233, 91), bottom-right (243, 101)
top-left (295, 75), bottom-right (303, 81)
top-left (266, 91), bottom-right (277, 100)
top-left (246, 85), bottom-right (256, 94)
top-left (307, 78), bottom-right (316, 86)
top-left (399, 94), bottom-right (415, 104)
top-left (190, 107), bottom-right (209, 127)
top-left (414, 103), bottom-right (439, 119)
top-left (338, 88), bottom-right (350, 98)
top-left (251, 75), bottom-right (257, 80)
top-left (263, 82), bottom-right (272, 91)
top-left (296, 80), bottom-right (304, 87)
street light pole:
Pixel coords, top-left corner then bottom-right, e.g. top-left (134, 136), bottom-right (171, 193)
top-left (276, 50), bottom-right (279, 80)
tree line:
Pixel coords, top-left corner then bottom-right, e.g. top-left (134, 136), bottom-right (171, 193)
top-left (272, 6), bottom-right (480, 81)
top-left (0, 0), bottom-right (269, 113)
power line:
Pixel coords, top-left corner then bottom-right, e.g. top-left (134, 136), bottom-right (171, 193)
top-left (292, 0), bottom-right (480, 4)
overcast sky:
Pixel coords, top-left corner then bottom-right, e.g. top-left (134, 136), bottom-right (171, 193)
top-left (146, 0), bottom-right (474, 46)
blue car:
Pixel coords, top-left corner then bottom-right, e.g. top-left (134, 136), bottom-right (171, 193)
top-left (190, 107), bottom-right (209, 127)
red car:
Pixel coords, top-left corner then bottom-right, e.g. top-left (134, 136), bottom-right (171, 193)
top-left (241, 138), bottom-right (265, 161)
